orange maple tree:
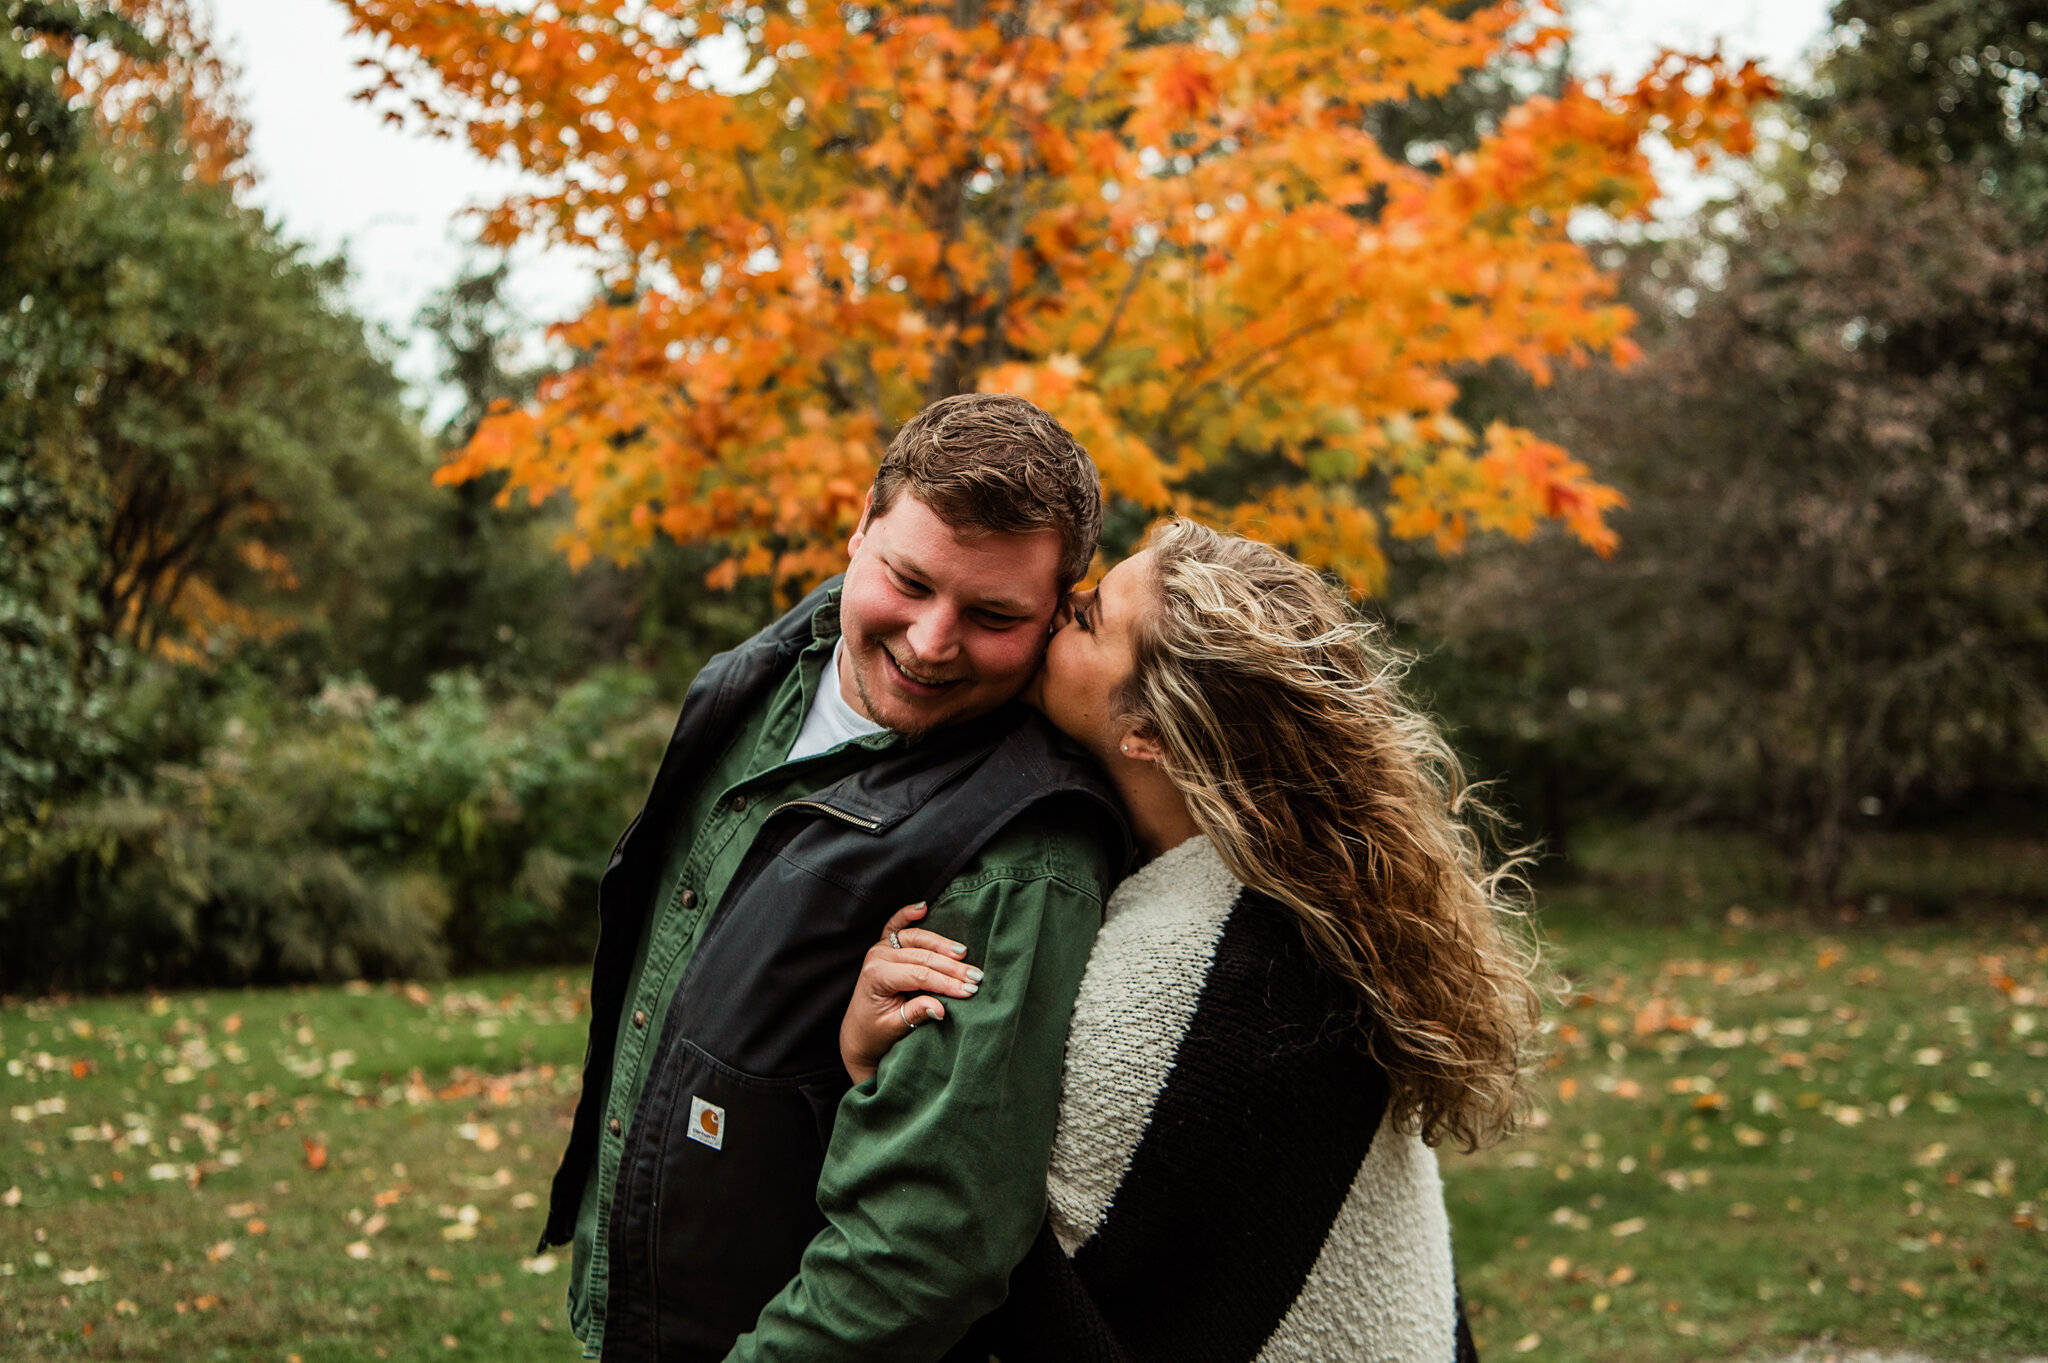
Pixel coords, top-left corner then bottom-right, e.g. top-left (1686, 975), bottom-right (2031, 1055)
top-left (340, 0), bottom-right (1771, 590)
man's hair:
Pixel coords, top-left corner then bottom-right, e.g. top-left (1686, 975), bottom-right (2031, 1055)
top-left (870, 393), bottom-right (1103, 589)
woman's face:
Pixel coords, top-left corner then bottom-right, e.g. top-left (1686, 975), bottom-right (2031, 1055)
top-left (1028, 549), bottom-right (1156, 762)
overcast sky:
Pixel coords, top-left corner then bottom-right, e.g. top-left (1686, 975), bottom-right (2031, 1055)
top-left (206, 0), bottom-right (1837, 416)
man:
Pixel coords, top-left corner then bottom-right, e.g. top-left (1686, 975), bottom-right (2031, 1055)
top-left (538, 393), bottom-right (1131, 1362)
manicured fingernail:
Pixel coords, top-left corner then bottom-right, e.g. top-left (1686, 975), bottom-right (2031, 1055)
top-left (965, 966), bottom-right (985, 983)
top-left (961, 983), bottom-right (978, 996)
top-left (947, 942), bottom-right (968, 958)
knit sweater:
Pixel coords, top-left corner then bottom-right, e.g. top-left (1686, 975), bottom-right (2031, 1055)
top-left (960, 835), bottom-right (1479, 1363)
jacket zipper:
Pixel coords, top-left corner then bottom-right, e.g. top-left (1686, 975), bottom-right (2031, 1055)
top-left (770, 799), bottom-right (883, 832)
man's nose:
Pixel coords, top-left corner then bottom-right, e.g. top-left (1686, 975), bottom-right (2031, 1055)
top-left (905, 602), bottom-right (963, 664)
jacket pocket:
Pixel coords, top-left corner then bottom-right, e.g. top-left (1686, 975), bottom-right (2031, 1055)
top-left (642, 1041), bottom-right (843, 1359)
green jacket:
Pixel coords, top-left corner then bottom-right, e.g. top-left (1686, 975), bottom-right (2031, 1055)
top-left (547, 581), bottom-right (1126, 1362)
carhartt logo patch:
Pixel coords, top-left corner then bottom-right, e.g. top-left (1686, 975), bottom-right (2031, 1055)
top-left (687, 1096), bottom-right (725, 1151)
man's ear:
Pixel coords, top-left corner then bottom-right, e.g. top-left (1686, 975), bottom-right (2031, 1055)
top-left (846, 488), bottom-right (876, 558)
top-left (1118, 726), bottom-right (1165, 763)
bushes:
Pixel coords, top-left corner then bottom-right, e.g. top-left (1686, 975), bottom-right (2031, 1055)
top-left (0, 667), bottom-right (674, 993)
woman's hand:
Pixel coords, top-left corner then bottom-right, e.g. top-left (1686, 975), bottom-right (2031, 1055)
top-left (839, 903), bottom-right (985, 1083)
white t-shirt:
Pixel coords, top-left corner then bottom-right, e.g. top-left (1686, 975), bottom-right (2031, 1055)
top-left (788, 638), bottom-right (887, 762)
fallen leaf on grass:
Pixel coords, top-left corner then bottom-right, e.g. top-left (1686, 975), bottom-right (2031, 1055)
top-left (1610, 1218), bottom-right (1648, 1238)
top-left (362, 1212), bottom-right (388, 1237)
top-left (245, 1219), bottom-right (266, 1235)
top-left (224, 1201), bottom-right (258, 1218)
top-left (457, 1121), bottom-right (501, 1151)
top-left (1513, 1333), bottom-right (1541, 1353)
top-left (58, 1266), bottom-right (104, 1286)
top-left (521, 1254), bottom-right (558, 1275)
top-left (114, 1299), bottom-right (137, 1316)
top-left (301, 1137), bottom-right (328, 1171)
top-left (205, 1241), bottom-right (234, 1263)
top-left (344, 1241), bottom-right (371, 1260)
top-left (1608, 1265), bottom-right (1636, 1286)
top-left (1898, 1278), bottom-right (1926, 1299)
top-left (426, 1266), bottom-right (453, 1282)
top-left (441, 1222), bottom-right (478, 1242)
top-left (2, 1186), bottom-right (18, 1206)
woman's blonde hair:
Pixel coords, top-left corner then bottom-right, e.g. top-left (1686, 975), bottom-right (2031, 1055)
top-left (1123, 519), bottom-right (1540, 1151)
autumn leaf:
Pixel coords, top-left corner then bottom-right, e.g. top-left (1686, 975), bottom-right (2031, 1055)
top-left (301, 1136), bottom-right (328, 1171)
top-left (337, 0), bottom-right (1770, 593)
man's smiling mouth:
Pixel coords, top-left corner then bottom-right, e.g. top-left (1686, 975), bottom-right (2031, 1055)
top-left (884, 646), bottom-right (963, 691)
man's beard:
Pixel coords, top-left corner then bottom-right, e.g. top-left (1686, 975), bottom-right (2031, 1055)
top-left (847, 637), bottom-right (946, 741)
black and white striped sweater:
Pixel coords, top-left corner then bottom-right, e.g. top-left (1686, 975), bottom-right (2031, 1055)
top-left (956, 834), bottom-right (1479, 1363)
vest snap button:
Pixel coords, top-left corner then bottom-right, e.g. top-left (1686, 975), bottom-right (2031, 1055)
top-left (632, 1009), bottom-right (648, 1029)
top-left (608, 1116), bottom-right (622, 1137)
top-left (731, 793), bottom-right (748, 811)
top-left (680, 888), bottom-right (698, 910)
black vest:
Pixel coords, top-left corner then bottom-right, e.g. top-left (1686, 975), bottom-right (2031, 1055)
top-left (539, 579), bottom-right (1130, 1362)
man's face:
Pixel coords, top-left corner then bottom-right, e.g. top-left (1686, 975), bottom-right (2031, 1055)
top-left (837, 491), bottom-right (1065, 735)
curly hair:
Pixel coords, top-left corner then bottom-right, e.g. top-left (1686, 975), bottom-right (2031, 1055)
top-left (1121, 519), bottom-right (1541, 1152)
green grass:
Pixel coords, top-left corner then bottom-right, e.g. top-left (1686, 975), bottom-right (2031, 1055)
top-left (1446, 828), bottom-right (2048, 1361)
top-left (4, 828), bottom-right (2045, 1361)
top-left (2, 973), bottom-right (591, 1360)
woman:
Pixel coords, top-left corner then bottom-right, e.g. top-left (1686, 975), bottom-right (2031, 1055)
top-left (841, 520), bottom-right (1538, 1361)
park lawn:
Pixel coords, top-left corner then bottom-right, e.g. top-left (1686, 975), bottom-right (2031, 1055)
top-left (3, 973), bottom-right (593, 1361)
top-left (1, 830), bottom-right (2043, 1361)
top-left (1446, 831), bottom-right (2048, 1361)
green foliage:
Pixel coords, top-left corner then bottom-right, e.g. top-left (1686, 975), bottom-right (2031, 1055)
top-left (1814, 0), bottom-right (2048, 216)
top-left (11, 141), bottom-right (426, 660)
top-left (1402, 2), bottom-right (2048, 899)
top-left (1413, 149), bottom-right (2048, 904)
top-left (3, 6), bottom-right (427, 820)
top-left (0, 1), bottom-right (150, 207)
top-left (354, 267), bottom-right (580, 699)
top-left (0, 667), bottom-right (675, 993)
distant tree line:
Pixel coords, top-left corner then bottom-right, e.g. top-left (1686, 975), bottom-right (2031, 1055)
top-left (1399, 0), bottom-right (2048, 905)
top-left (1, 0), bottom-right (2042, 994)
top-left (0, 1), bottom-right (767, 991)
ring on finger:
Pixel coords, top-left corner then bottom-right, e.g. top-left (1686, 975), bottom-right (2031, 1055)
top-left (899, 1001), bottom-right (921, 1030)
top-left (888, 930), bottom-right (903, 950)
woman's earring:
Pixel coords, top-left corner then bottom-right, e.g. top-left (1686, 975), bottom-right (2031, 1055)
top-left (1121, 742), bottom-right (1131, 756)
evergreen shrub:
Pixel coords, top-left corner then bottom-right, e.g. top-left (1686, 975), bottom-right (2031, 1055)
top-left (0, 666), bottom-right (673, 993)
